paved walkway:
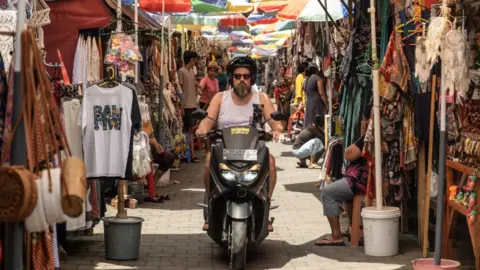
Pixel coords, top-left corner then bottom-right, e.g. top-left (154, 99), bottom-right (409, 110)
top-left (61, 142), bottom-right (422, 270)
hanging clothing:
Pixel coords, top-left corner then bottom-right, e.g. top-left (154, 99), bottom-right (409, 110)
top-left (80, 84), bottom-right (141, 178)
top-left (63, 99), bottom-right (83, 159)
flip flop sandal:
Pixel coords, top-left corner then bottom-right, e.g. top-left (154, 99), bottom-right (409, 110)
top-left (192, 157), bottom-right (201, 163)
top-left (170, 166), bottom-right (180, 171)
top-left (314, 238), bottom-right (345, 246)
top-left (160, 195), bottom-right (171, 201)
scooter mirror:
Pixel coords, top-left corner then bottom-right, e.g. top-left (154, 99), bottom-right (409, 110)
top-left (192, 109), bottom-right (208, 120)
top-left (270, 111), bottom-right (288, 121)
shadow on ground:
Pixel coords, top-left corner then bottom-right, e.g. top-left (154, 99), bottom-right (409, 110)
top-left (63, 232), bottom-right (422, 270)
top-left (283, 181), bottom-right (321, 202)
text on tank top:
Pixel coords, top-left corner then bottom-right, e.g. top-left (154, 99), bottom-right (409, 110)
top-left (217, 90), bottom-right (260, 129)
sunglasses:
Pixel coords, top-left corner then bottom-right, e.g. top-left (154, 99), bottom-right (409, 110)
top-left (233, 73), bottom-right (251, 80)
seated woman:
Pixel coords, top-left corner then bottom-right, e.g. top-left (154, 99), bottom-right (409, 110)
top-left (315, 119), bottom-right (368, 246)
top-left (143, 121), bottom-right (175, 203)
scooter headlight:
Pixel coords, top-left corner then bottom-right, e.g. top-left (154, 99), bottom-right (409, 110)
top-left (221, 170), bottom-right (236, 181)
top-left (219, 163), bottom-right (260, 183)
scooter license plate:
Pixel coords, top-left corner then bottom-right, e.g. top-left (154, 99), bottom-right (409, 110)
top-left (222, 149), bottom-right (258, 161)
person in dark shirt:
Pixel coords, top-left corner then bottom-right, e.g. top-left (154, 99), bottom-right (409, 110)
top-left (315, 119), bottom-right (369, 246)
top-left (217, 65), bottom-right (228, 92)
top-left (293, 115), bottom-right (324, 168)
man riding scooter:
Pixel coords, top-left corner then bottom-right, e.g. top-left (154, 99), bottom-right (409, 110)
top-left (196, 56), bottom-right (284, 231)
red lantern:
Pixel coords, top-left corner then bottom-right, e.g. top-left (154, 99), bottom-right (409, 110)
top-left (139, 0), bottom-right (192, 13)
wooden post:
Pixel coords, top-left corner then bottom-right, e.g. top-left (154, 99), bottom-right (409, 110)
top-left (116, 180), bottom-right (128, 218)
top-left (422, 74), bottom-right (437, 257)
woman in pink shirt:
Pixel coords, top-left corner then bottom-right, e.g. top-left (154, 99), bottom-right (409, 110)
top-left (199, 60), bottom-right (220, 110)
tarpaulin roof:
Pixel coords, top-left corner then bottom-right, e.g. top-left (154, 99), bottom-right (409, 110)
top-left (43, 0), bottom-right (111, 80)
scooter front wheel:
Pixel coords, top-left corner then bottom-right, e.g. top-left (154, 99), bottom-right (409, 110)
top-left (229, 220), bottom-right (247, 270)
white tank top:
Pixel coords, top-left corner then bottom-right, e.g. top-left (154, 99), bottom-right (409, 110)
top-left (217, 90), bottom-right (260, 129)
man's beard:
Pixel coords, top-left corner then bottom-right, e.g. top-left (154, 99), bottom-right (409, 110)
top-left (233, 83), bottom-right (250, 99)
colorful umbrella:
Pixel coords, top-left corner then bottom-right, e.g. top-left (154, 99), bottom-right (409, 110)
top-left (277, 0), bottom-right (347, 21)
top-left (139, 0), bottom-right (192, 13)
top-left (170, 13), bottom-right (220, 25)
top-left (262, 20), bottom-right (295, 34)
top-left (191, 0), bottom-right (226, 13)
top-left (257, 0), bottom-right (290, 13)
top-left (226, 0), bottom-right (254, 13)
top-left (250, 24), bottom-right (268, 35)
top-left (248, 13), bottom-right (278, 26)
top-left (219, 13), bottom-right (248, 26)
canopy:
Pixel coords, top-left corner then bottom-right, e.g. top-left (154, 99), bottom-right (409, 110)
top-left (191, 0), bottom-right (226, 13)
top-left (248, 13), bottom-right (278, 26)
top-left (219, 13), bottom-right (248, 26)
top-left (277, 0), bottom-right (347, 21)
top-left (258, 0), bottom-right (289, 13)
top-left (139, 0), bottom-right (192, 13)
top-left (226, 0), bottom-right (254, 12)
top-left (262, 20), bottom-right (295, 34)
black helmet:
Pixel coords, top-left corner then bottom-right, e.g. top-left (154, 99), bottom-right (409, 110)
top-left (226, 56), bottom-right (257, 86)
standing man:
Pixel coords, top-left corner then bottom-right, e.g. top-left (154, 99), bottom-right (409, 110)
top-left (178, 51), bottom-right (200, 163)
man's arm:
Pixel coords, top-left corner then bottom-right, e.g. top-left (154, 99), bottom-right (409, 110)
top-left (260, 93), bottom-right (284, 132)
top-left (197, 92), bottom-right (222, 134)
top-left (317, 78), bottom-right (327, 107)
top-left (344, 136), bottom-right (365, 161)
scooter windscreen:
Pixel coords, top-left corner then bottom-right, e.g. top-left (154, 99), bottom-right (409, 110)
top-left (221, 126), bottom-right (259, 161)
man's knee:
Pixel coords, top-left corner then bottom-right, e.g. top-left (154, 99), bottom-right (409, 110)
top-left (320, 184), bottom-right (334, 202)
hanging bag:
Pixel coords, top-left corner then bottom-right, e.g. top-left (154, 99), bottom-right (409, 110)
top-left (0, 0), bottom-right (16, 77)
top-left (26, 0), bottom-right (51, 28)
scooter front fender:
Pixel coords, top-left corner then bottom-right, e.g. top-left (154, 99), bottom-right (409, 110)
top-left (227, 201), bottom-right (252, 219)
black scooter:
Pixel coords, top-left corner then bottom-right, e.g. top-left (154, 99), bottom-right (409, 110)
top-left (193, 105), bottom-right (285, 270)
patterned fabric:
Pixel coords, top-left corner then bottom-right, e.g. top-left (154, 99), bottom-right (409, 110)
top-left (402, 103), bottom-right (417, 170)
top-left (274, 76), bottom-right (292, 102)
top-left (51, 226), bottom-right (60, 268)
top-left (379, 32), bottom-right (411, 92)
top-left (1, 62), bottom-right (13, 164)
top-left (32, 232), bottom-right (54, 270)
top-left (0, 55), bottom-right (7, 152)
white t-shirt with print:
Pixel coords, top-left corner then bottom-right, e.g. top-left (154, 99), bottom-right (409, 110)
top-left (79, 85), bottom-right (133, 178)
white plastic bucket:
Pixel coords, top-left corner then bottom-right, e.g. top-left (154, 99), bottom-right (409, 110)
top-left (361, 206), bottom-right (401, 257)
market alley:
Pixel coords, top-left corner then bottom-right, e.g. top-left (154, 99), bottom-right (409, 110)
top-left (59, 142), bottom-right (422, 270)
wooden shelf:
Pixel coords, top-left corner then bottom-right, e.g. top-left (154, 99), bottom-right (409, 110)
top-left (444, 160), bottom-right (480, 270)
top-left (447, 199), bottom-right (469, 216)
top-left (446, 160), bottom-right (480, 177)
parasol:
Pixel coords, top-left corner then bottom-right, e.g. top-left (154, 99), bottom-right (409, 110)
top-left (257, 0), bottom-right (290, 13)
top-left (277, 0), bottom-right (347, 22)
top-left (248, 13), bottom-right (278, 26)
top-left (139, 0), bottom-right (192, 12)
top-left (262, 20), bottom-right (295, 34)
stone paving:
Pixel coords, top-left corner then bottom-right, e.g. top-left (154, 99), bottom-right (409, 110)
top-left (60, 141), bottom-right (424, 270)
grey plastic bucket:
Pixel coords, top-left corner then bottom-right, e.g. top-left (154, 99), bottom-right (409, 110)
top-left (103, 216), bottom-right (144, 260)
top-left (128, 183), bottom-right (145, 204)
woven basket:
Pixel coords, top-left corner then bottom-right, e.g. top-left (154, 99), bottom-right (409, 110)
top-left (27, 0), bottom-right (51, 28)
